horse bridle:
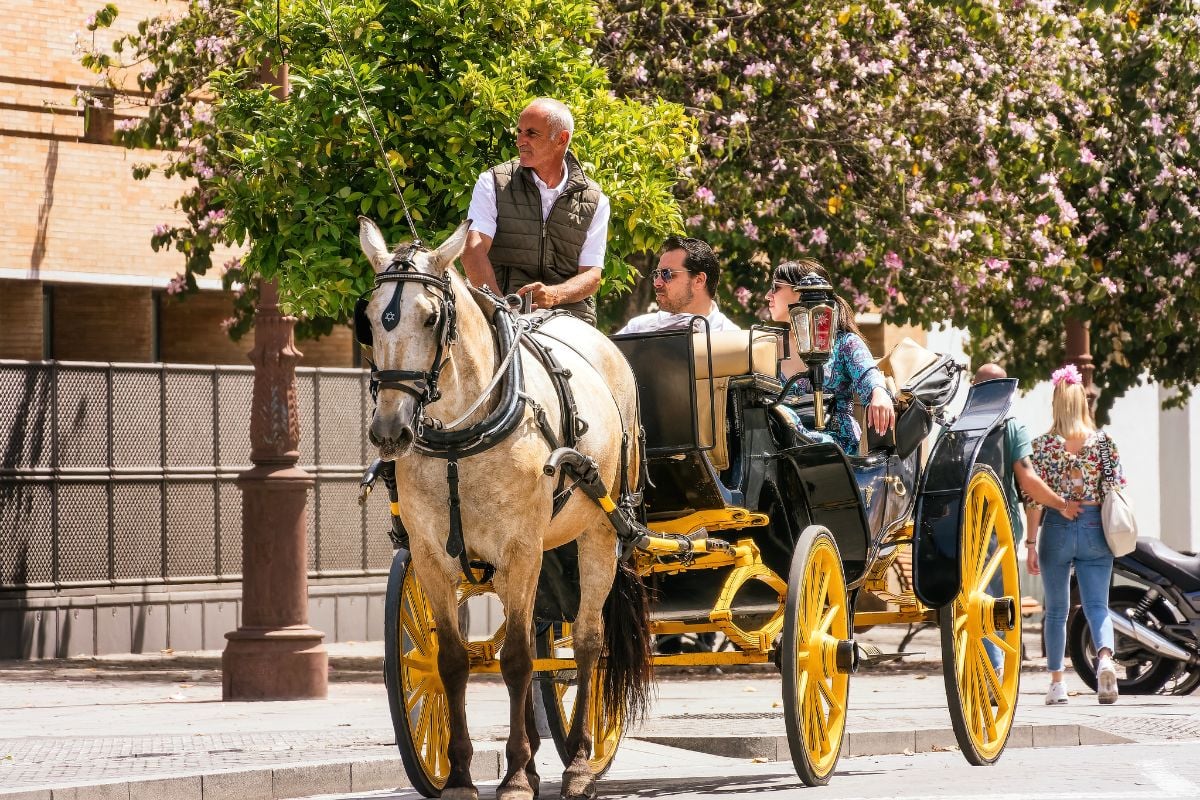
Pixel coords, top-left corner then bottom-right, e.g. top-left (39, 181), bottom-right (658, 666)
top-left (359, 248), bottom-right (458, 408)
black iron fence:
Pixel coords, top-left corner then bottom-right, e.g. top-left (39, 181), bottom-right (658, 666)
top-left (0, 360), bottom-right (393, 590)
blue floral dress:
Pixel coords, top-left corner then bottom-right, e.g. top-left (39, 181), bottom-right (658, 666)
top-left (779, 331), bottom-right (887, 456)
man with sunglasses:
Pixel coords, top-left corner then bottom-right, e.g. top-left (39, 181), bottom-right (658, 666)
top-left (461, 97), bottom-right (610, 324)
top-left (616, 236), bottom-right (740, 334)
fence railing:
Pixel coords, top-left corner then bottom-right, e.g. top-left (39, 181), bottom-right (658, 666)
top-left (0, 360), bottom-right (394, 590)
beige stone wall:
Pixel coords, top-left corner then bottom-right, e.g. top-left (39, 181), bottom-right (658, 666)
top-left (0, 279), bottom-right (45, 359)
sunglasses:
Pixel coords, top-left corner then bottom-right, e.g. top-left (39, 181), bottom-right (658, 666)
top-left (652, 268), bottom-right (694, 282)
top-left (767, 282), bottom-right (796, 294)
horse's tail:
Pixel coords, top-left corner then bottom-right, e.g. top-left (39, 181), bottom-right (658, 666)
top-left (601, 557), bottom-right (653, 726)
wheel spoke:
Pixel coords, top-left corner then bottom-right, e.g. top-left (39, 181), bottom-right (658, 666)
top-left (978, 544), bottom-right (1006, 590)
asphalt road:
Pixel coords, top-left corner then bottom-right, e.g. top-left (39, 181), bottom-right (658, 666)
top-left (311, 740), bottom-right (1200, 800)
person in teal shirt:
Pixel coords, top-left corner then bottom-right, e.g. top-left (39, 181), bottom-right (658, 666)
top-left (972, 363), bottom-right (1080, 673)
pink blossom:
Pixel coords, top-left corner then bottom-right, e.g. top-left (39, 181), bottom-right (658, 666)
top-left (741, 219), bottom-right (759, 240)
top-left (166, 274), bottom-right (187, 295)
top-left (884, 251), bottom-right (903, 272)
top-left (1099, 277), bottom-right (1119, 295)
top-left (695, 186), bottom-right (716, 205)
top-left (808, 227), bottom-right (828, 246)
top-left (219, 317), bottom-right (237, 332)
top-left (153, 224), bottom-right (172, 237)
top-left (734, 287), bottom-right (752, 308)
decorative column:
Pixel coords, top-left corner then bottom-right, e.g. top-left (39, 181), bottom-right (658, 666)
top-left (222, 279), bottom-right (327, 699)
top-left (1064, 317), bottom-right (1101, 412)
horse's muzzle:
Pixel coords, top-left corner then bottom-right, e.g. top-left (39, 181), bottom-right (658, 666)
top-left (369, 416), bottom-right (415, 459)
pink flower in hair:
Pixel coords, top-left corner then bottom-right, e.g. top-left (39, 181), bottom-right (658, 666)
top-left (1051, 364), bottom-right (1082, 387)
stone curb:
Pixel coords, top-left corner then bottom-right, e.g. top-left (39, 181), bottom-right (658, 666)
top-left (638, 722), bottom-right (1132, 761)
top-left (0, 725), bottom-right (1132, 800)
top-left (0, 750), bottom-right (503, 800)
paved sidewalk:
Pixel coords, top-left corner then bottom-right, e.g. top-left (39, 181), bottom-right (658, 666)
top-left (2, 626), bottom-right (1198, 799)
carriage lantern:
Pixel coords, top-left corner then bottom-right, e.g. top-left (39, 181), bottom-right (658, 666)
top-left (788, 282), bottom-right (839, 430)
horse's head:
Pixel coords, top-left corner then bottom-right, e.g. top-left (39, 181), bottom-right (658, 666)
top-left (357, 216), bottom-right (470, 459)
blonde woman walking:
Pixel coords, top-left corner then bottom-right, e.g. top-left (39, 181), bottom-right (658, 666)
top-left (1026, 364), bottom-right (1127, 705)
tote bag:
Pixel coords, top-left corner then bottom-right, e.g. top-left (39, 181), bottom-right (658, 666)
top-left (1099, 432), bottom-right (1137, 556)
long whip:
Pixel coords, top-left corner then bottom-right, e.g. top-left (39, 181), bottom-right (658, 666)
top-left (313, 0), bottom-right (423, 245)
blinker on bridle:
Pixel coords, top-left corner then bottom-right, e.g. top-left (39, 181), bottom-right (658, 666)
top-left (356, 246), bottom-right (458, 408)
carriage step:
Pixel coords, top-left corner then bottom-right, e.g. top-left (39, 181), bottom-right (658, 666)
top-left (856, 643), bottom-right (918, 665)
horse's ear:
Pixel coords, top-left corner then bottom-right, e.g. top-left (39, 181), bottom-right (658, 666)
top-left (358, 216), bottom-right (391, 273)
top-left (432, 220), bottom-right (472, 271)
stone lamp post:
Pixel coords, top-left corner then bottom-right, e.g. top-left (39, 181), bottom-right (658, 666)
top-left (222, 279), bottom-right (328, 699)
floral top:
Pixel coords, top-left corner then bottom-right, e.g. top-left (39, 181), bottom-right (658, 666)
top-left (783, 330), bottom-right (887, 456)
top-left (1029, 430), bottom-right (1127, 505)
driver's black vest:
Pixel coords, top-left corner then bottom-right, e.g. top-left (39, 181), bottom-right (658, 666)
top-left (489, 152), bottom-right (602, 325)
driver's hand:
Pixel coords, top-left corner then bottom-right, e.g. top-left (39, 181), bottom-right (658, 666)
top-left (867, 387), bottom-right (895, 436)
top-left (516, 282), bottom-right (558, 310)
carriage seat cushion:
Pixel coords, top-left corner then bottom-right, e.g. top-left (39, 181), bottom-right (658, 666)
top-left (694, 330), bottom-right (782, 471)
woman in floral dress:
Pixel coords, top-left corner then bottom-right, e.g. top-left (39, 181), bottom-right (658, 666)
top-left (766, 259), bottom-right (894, 456)
top-left (1026, 364), bottom-right (1125, 705)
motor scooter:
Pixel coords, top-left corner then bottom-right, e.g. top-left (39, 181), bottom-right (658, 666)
top-left (1068, 536), bottom-right (1200, 694)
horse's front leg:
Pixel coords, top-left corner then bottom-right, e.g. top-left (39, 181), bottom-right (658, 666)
top-left (560, 532), bottom-right (615, 800)
top-left (496, 576), bottom-right (539, 800)
top-left (422, 567), bottom-right (477, 800)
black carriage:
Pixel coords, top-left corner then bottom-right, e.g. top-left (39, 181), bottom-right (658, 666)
top-left (382, 322), bottom-right (1023, 792)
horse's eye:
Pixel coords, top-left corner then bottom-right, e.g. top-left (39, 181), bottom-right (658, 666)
top-left (424, 311), bottom-right (439, 328)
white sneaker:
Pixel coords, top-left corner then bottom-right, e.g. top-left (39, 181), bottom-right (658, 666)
top-left (1097, 656), bottom-right (1119, 704)
top-left (1045, 681), bottom-right (1068, 705)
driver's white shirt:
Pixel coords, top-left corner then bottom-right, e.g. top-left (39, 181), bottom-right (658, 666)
top-left (616, 302), bottom-right (741, 335)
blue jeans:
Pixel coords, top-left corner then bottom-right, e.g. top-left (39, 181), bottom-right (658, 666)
top-left (1039, 505), bottom-right (1114, 672)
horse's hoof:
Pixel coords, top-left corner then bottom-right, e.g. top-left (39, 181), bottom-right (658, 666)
top-left (559, 771), bottom-right (596, 800)
top-left (496, 786), bottom-right (535, 800)
top-left (443, 788), bottom-right (479, 800)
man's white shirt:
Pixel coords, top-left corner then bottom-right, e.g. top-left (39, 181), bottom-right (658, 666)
top-left (616, 302), bottom-right (741, 335)
top-left (466, 161), bottom-right (611, 269)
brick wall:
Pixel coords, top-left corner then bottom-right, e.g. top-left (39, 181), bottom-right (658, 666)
top-left (160, 290), bottom-right (354, 367)
top-left (52, 284), bottom-right (153, 362)
top-left (0, 279), bottom-right (44, 359)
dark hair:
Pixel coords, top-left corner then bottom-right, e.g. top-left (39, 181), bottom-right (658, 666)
top-left (772, 258), bottom-right (863, 337)
top-left (661, 235), bottom-right (720, 296)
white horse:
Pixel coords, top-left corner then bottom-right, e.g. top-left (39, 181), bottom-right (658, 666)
top-left (358, 217), bottom-right (651, 800)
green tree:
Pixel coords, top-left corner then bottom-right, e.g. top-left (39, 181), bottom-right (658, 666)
top-left (599, 1), bottom-right (1200, 413)
top-left (81, 0), bottom-right (693, 336)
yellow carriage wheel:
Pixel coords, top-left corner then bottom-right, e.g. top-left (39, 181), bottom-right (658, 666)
top-left (939, 465), bottom-right (1021, 765)
top-left (781, 526), bottom-right (851, 786)
top-left (383, 551), bottom-right (501, 797)
top-left (535, 622), bottom-right (623, 776)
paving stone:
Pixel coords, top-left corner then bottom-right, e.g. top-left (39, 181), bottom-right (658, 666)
top-left (1031, 724), bottom-right (1081, 748)
top-left (1004, 724), bottom-right (1036, 749)
top-left (845, 730), bottom-right (915, 757)
top-left (70, 784), bottom-right (128, 800)
top-left (201, 769), bottom-right (272, 800)
top-left (272, 763), bottom-right (351, 800)
top-left (128, 777), bottom-right (200, 800)
top-left (350, 758), bottom-right (407, 793)
top-left (913, 727), bottom-right (959, 752)
top-left (1079, 725), bottom-right (1134, 745)
top-left (0, 790), bottom-right (52, 800)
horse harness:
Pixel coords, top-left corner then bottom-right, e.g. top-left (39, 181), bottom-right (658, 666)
top-left (355, 251), bottom-right (597, 582)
